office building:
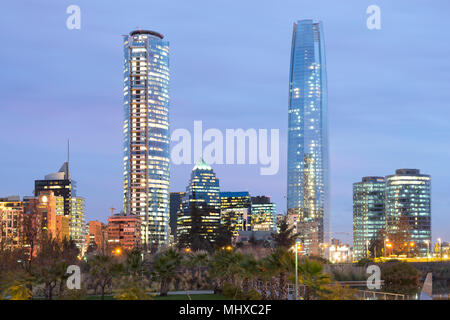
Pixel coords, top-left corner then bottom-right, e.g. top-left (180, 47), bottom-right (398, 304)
top-left (107, 213), bottom-right (141, 251)
top-left (287, 20), bottom-right (330, 256)
top-left (251, 196), bottom-right (276, 232)
top-left (220, 191), bottom-right (252, 237)
top-left (177, 159), bottom-right (221, 246)
top-left (353, 176), bottom-right (385, 260)
top-left (123, 29), bottom-right (170, 249)
top-left (385, 169), bottom-right (431, 256)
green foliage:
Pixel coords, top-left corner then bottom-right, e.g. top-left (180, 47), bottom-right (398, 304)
top-left (222, 282), bottom-right (262, 300)
top-left (297, 258), bottom-right (331, 300)
top-left (271, 216), bottom-right (298, 249)
top-left (151, 248), bottom-right (183, 296)
top-left (114, 279), bottom-right (151, 300)
top-left (381, 262), bottom-right (421, 296)
top-left (356, 258), bottom-right (374, 267)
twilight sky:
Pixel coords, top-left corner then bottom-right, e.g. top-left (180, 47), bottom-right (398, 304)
top-left (1, 0), bottom-right (449, 244)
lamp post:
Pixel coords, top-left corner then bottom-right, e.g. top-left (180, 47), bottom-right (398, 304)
top-left (295, 239), bottom-right (301, 300)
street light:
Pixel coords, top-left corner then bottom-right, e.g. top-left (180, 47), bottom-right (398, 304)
top-left (295, 239), bottom-right (302, 300)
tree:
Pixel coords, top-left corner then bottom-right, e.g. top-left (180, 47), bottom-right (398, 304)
top-left (381, 262), bottom-right (421, 296)
top-left (31, 234), bottom-right (79, 300)
top-left (297, 258), bottom-right (331, 300)
top-left (88, 254), bottom-right (122, 300)
top-left (271, 216), bottom-right (298, 249)
top-left (151, 248), bottom-right (183, 296)
top-left (261, 248), bottom-right (294, 300)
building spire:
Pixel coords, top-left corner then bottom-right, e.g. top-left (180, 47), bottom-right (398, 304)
top-left (67, 139), bottom-right (70, 178)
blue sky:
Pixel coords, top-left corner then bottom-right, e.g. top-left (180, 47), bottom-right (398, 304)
top-left (1, 1), bottom-right (449, 244)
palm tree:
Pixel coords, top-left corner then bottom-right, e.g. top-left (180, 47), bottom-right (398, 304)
top-left (151, 248), bottom-right (183, 296)
top-left (236, 254), bottom-right (258, 294)
top-left (88, 254), bottom-right (122, 300)
top-left (297, 258), bottom-right (331, 300)
top-left (209, 250), bottom-right (243, 293)
top-left (261, 248), bottom-right (294, 300)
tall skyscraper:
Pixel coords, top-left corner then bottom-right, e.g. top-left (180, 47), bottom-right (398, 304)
top-left (251, 196), bottom-right (276, 232)
top-left (123, 30), bottom-right (170, 249)
top-left (177, 159), bottom-right (221, 246)
top-left (353, 176), bottom-right (385, 261)
top-left (287, 20), bottom-right (330, 256)
top-left (385, 169), bottom-right (431, 256)
top-left (220, 191), bottom-right (252, 237)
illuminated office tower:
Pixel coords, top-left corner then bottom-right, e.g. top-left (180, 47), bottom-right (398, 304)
top-left (177, 159), bottom-right (221, 246)
top-left (353, 177), bottom-right (385, 261)
top-left (287, 20), bottom-right (329, 256)
top-left (385, 169), bottom-right (431, 257)
top-left (251, 196), bottom-right (276, 232)
top-left (123, 30), bottom-right (170, 249)
top-left (35, 162), bottom-right (75, 218)
top-left (70, 196), bottom-right (86, 251)
top-left (0, 196), bottom-right (23, 249)
top-left (220, 191), bottom-right (252, 237)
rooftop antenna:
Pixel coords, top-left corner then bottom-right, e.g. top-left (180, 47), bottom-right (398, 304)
top-left (67, 139), bottom-right (70, 178)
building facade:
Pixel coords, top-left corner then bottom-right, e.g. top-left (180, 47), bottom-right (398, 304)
top-left (123, 30), bottom-right (170, 249)
top-left (287, 20), bottom-right (330, 256)
top-left (385, 169), bottom-right (431, 256)
top-left (220, 191), bottom-right (252, 237)
top-left (35, 162), bottom-right (75, 218)
top-left (107, 213), bottom-right (142, 251)
top-left (169, 192), bottom-right (185, 241)
top-left (0, 196), bottom-right (23, 249)
top-left (177, 159), bottom-right (221, 246)
top-left (353, 176), bottom-right (385, 261)
top-left (251, 196), bottom-right (276, 232)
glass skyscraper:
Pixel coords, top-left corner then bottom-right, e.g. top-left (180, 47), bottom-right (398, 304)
top-left (177, 159), bottom-right (221, 245)
top-left (353, 176), bottom-right (386, 261)
top-left (385, 169), bottom-right (431, 257)
top-left (287, 20), bottom-right (329, 256)
top-left (123, 30), bottom-right (170, 249)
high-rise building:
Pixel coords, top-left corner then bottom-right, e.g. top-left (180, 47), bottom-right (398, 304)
top-left (34, 161), bottom-right (84, 250)
top-left (169, 192), bottom-right (185, 240)
top-left (220, 191), bottom-right (252, 237)
top-left (107, 213), bottom-right (141, 251)
top-left (287, 20), bottom-right (330, 256)
top-left (251, 196), bottom-right (276, 232)
top-left (69, 196), bottom-right (85, 250)
top-left (35, 162), bottom-right (75, 218)
top-left (0, 196), bottom-right (23, 249)
top-left (385, 169), bottom-right (431, 256)
top-left (123, 30), bottom-right (170, 249)
top-left (353, 176), bottom-right (385, 261)
top-left (85, 220), bottom-right (107, 252)
top-left (177, 159), bottom-right (221, 246)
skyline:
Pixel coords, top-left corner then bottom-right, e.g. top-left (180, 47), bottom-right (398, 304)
top-left (1, 1), bottom-right (450, 244)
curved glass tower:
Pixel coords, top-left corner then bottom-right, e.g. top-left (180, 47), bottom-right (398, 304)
top-left (287, 20), bottom-right (329, 256)
top-left (123, 30), bottom-right (170, 249)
